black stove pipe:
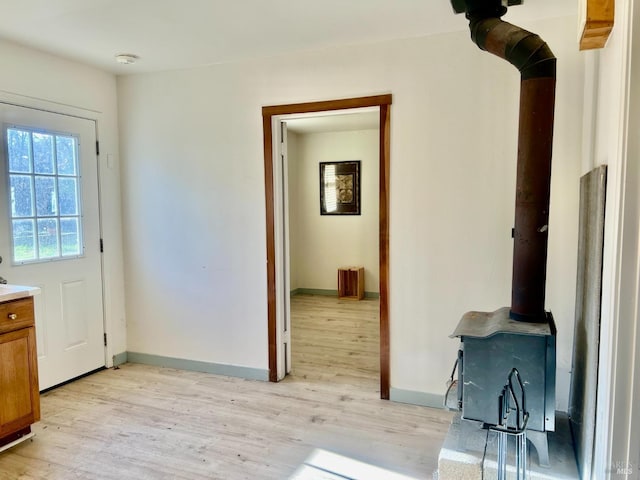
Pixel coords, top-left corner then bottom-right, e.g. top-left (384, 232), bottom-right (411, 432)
top-left (457, 2), bottom-right (557, 322)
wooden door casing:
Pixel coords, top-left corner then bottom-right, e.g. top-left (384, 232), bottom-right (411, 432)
top-left (262, 95), bottom-right (392, 398)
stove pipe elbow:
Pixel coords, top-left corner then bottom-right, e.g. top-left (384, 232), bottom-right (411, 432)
top-left (468, 16), bottom-right (557, 322)
top-left (469, 17), bottom-right (556, 80)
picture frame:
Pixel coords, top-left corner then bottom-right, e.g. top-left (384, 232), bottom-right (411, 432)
top-left (319, 160), bottom-right (361, 215)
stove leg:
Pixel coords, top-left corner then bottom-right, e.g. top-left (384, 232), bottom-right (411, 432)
top-left (527, 430), bottom-right (550, 467)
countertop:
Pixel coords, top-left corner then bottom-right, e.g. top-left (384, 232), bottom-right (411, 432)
top-left (0, 284), bottom-right (41, 302)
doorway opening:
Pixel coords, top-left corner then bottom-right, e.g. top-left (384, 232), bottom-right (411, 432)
top-left (262, 95), bottom-right (391, 398)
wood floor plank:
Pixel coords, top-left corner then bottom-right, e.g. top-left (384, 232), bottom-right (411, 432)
top-left (0, 294), bottom-right (451, 479)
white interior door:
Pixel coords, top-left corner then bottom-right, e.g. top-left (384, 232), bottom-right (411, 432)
top-left (274, 119), bottom-right (292, 379)
top-left (0, 103), bottom-right (105, 390)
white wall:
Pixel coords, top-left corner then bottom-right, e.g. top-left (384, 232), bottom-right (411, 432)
top-left (587, 0), bottom-right (640, 475)
top-left (0, 39), bottom-right (126, 363)
top-left (288, 129), bottom-right (379, 294)
top-left (117, 15), bottom-right (584, 405)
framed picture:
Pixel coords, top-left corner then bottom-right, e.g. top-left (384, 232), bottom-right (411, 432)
top-left (319, 160), bottom-right (361, 215)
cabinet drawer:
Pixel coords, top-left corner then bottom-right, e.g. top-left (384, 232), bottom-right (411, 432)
top-left (0, 297), bottom-right (35, 334)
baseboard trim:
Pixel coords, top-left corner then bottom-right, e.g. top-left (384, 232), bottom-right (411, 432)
top-left (113, 352), bottom-right (128, 366)
top-left (291, 288), bottom-right (337, 296)
top-left (126, 352), bottom-right (269, 381)
top-left (390, 388), bottom-right (444, 409)
top-left (291, 288), bottom-right (380, 299)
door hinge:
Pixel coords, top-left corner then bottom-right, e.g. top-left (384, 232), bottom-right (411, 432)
top-left (104, 333), bottom-right (108, 346)
top-left (96, 141), bottom-right (100, 156)
top-left (100, 238), bottom-right (104, 253)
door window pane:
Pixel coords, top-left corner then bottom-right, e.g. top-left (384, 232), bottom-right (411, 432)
top-left (37, 218), bottom-right (59, 258)
top-left (33, 132), bottom-right (55, 174)
top-left (9, 175), bottom-right (34, 217)
top-left (35, 176), bottom-right (58, 216)
top-left (4, 127), bottom-right (84, 263)
top-left (12, 219), bottom-right (36, 262)
top-left (60, 218), bottom-right (80, 256)
top-left (56, 136), bottom-right (77, 175)
top-left (7, 129), bottom-right (32, 173)
top-left (58, 177), bottom-right (78, 215)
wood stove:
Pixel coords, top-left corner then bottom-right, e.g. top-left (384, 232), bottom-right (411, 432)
top-left (449, 0), bottom-right (558, 469)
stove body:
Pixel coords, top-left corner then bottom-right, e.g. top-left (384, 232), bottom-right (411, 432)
top-left (453, 308), bottom-right (556, 433)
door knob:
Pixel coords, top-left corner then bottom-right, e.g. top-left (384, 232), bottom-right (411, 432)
top-left (0, 276), bottom-right (7, 285)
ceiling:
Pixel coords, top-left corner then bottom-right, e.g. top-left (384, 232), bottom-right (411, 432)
top-left (0, 0), bottom-right (577, 75)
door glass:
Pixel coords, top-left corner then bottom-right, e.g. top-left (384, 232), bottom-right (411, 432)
top-left (5, 127), bottom-right (83, 263)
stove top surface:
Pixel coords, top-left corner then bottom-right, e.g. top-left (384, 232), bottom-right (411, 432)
top-left (451, 307), bottom-right (554, 339)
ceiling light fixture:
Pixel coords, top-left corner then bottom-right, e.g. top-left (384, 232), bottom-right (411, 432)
top-left (115, 53), bottom-right (139, 65)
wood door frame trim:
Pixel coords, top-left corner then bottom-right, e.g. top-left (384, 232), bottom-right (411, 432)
top-left (262, 94), bottom-right (392, 399)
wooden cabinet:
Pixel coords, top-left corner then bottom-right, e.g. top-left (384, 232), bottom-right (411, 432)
top-left (337, 267), bottom-right (365, 300)
top-left (0, 297), bottom-right (40, 449)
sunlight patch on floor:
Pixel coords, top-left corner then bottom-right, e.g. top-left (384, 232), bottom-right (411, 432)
top-left (290, 449), bottom-right (419, 480)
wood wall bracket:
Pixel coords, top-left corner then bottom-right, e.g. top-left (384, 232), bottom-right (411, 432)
top-left (580, 0), bottom-right (615, 50)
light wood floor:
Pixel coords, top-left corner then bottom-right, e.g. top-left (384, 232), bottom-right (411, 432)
top-left (289, 294), bottom-right (380, 386)
top-left (0, 295), bottom-right (451, 479)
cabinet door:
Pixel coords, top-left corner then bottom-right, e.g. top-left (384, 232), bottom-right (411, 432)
top-left (0, 327), bottom-right (40, 437)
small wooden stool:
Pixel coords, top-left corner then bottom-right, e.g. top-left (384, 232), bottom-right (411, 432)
top-left (337, 267), bottom-right (364, 300)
